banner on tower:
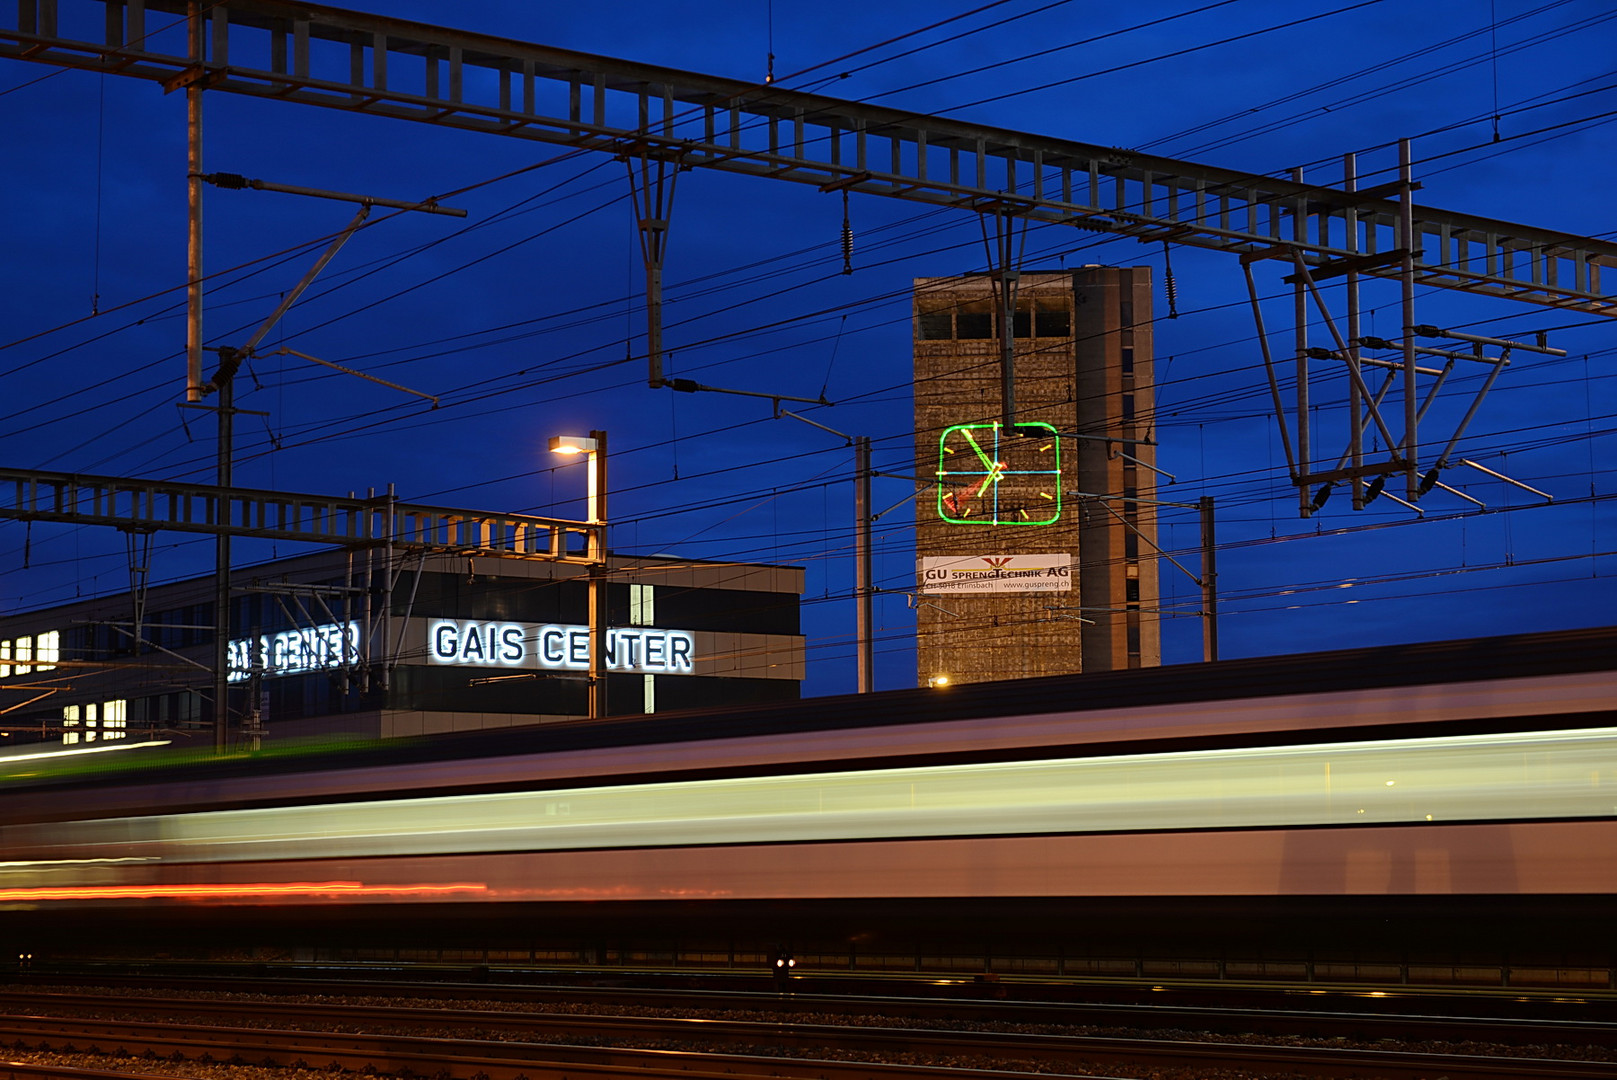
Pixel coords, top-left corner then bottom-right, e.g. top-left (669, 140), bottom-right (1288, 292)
top-left (918, 554), bottom-right (1072, 594)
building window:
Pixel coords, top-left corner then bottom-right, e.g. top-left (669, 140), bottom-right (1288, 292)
top-left (103, 699), bottom-right (127, 740)
top-left (1035, 304), bottom-right (1070, 338)
top-left (956, 303), bottom-right (994, 339)
top-left (630, 584), bottom-right (655, 626)
top-left (1119, 300), bottom-right (1134, 327)
top-left (39, 631), bottom-right (58, 671)
top-left (153, 690), bottom-right (202, 730)
top-left (917, 310), bottom-right (952, 340)
top-left (1121, 346), bottom-right (1134, 374)
top-left (63, 700), bottom-right (128, 745)
top-left (0, 631), bottom-right (57, 678)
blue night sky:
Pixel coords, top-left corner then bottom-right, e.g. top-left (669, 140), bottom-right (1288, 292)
top-left (2, 0), bottom-right (1614, 695)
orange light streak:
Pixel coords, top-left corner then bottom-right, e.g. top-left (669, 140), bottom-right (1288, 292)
top-left (0, 881), bottom-right (489, 901)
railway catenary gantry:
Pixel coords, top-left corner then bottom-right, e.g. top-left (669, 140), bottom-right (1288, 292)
top-left (6, 1), bottom-right (1617, 510)
top-left (5, 0), bottom-right (1613, 316)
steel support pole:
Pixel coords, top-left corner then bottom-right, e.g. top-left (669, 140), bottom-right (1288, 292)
top-left (1400, 139), bottom-right (1419, 498)
top-left (642, 232), bottom-right (666, 388)
top-left (380, 483), bottom-right (396, 693)
top-left (185, 0), bottom-right (204, 403)
top-left (854, 435), bottom-right (873, 693)
top-left (1198, 496), bottom-right (1219, 663)
top-left (628, 156), bottom-right (676, 389)
top-left (1345, 152), bottom-right (1364, 510)
top-left (991, 209), bottom-right (1020, 429)
top-left (212, 375), bottom-right (232, 752)
top-left (587, 429), bottom-right (609, 719)
top-left (1292, 167), bottom-right (1310, 517)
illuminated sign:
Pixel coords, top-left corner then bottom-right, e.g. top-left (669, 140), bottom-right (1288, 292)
top-left (427, 620), bottom-right (694, 675)
top-left (228, 622), bottom-right (359, 682)
top-left (919, 554), bottom-right (1072, 594)
top-left (936, 421), bottom-right (1062, 525)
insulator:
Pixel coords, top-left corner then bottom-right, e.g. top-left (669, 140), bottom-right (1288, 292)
top-left (841, 190), bottom-right (854, 275)
top-left (1162, 240), bottom-right (1180, 319)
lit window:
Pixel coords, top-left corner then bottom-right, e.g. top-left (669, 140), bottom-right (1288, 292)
top-left (0, 640), bottom-right (9, 679)
top-left (62, 700), bottom-right (128, 744)
top-left (104, 699), bottom-right (127, 741)
top-left (629, 584), bottom-right (655, 627)
top-left (35, 631), bottom-right (58, 672)
top-left (12, 637), bottom-right (29, 676)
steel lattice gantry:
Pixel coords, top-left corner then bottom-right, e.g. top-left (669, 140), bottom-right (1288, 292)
top-left (3, 0), bottom-right (1615, 317)
top-left (0, 467), bottom-right (603, 561)
top-left (5, 0), bottom-right (1616, 521)
top-left (0, 467), bottom-right (607, 743)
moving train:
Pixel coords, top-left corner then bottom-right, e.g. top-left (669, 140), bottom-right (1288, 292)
top-left (4, 625), bottom-right (1616, 976)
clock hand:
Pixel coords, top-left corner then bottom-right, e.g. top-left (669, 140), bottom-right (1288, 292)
top-left (961, 429), bottom-right (997, 471)
top-left (972, 460), bottom-right (1004, 498)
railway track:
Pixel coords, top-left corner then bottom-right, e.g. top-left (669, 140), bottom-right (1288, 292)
top-left (5, 986), bottom-right (1615, 1079)
top-left (7, 978), bottom-right (1616, 1046)
top-left (23, 962), bottom-right (1616, 1019)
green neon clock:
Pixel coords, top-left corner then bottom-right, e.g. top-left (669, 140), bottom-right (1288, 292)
top-left (937, 421), bottom-right (1062, 524)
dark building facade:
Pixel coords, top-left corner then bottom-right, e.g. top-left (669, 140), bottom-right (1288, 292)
top-left (0, 549), bottom-right (803, 751)
top-left (912, 267), bottom-right (1160, 685)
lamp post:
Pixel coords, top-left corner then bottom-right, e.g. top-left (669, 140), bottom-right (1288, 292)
top-left (548, 430), bottom-right (608, 718)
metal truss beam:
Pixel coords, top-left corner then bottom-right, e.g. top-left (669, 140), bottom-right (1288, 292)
top-left (4, 0), bottom-right (1614, 316)
top-left (0, 467), bottom-right (603, 563)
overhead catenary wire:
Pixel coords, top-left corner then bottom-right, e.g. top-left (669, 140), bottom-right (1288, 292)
top-left (0, 1), bottom-right (1610, 667)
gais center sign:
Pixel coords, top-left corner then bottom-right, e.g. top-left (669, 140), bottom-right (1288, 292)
top-left (427, 620), bottom-right (695, 675)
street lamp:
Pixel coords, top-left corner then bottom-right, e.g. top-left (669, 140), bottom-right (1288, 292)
top-left (549, 430), bottom-right (608, 718)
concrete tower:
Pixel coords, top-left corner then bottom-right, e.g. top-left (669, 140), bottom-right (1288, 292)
top-left (912, 267), bottom-right (1160, 685)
